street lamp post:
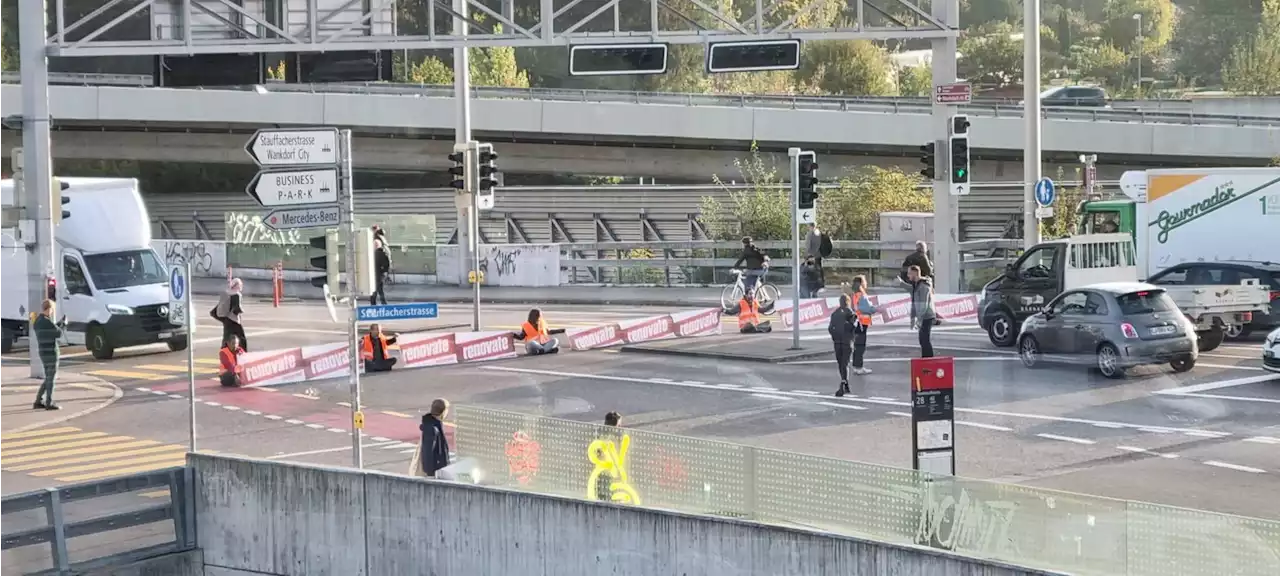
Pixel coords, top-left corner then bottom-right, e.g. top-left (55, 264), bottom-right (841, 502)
top-left (1133, 13), bottom-right (1143, 98)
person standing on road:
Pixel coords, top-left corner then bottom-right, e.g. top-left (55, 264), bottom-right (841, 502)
top-left (847, 275), bottom-right (877, 376)
top-left (370, 237), bottom-right (391, 306)
top-left (805, 224), bottom-right (825, 286)
top-left (900, 241), bottom-right (933, 283)
top-left (213, 278), bottom-right (248, 352)
top-left (828, 294), bottom-right (857, 396)
top-left (906, 265), bottom-right (936, 358)
top-left (800, 256), bottom-right (822, 298)
top-left (33, 299), bottom-right (66, 410)
top-left (419, 398), bottom-right (451, 478)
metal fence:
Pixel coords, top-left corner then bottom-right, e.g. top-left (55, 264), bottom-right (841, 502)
top-left (452, 406), bottom-right (1280, 576)
top-left (0, 467), bottom-right (195, 575)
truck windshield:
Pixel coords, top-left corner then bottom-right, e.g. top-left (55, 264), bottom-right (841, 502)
top-left (1116, 290), bottom-right (1177, 315)
top-left (83, 250), bottom-right (167, 290)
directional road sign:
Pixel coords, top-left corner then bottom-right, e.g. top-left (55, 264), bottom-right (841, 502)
top-left (245, 128), bottom-right (339, 167)
top-left (262, 205), bottom-right (341, 231)
top-left (168, 265), bottom-right (188, 326)
top-left (1034, 178), bottom-right (1056, 207)
top-left (934, 83), bottom-right (972, 104)
top-left (798, 208), bottom-right (815, 225)
top-left (356, 302), bottom-right (440, 322)
top-left (246, 168), bottom-right (339, 208)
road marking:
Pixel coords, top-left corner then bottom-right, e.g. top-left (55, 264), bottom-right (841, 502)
top-left (1203, 461), bottom-right (1266, 474)
top-left (167, 394), bottom-right (183, 399)
top-left (0, 427), bottom-right (188, 483)
top-left (337, 401), bottom-right (351, 407)
top-left (1091, 422), bottom-right (1125, 429)
top-left (264, 414), bottom-right (283, 420)
top-left (716, 384), bottom-right (743, 388)
top-left (1138, 428), bottom-right (1173, 434)
top-left (371, 436), bottom-right (390, 442)
top-left (84, 370), bottom-right (169, 381)
top-left (266, 441), bottom-right (400, 459)
top-left (869, 396), bottom-right (895, 402)
top-left (750, 393), bottom-right (793, 401)
top-left (1036, 433), bottom-right (1096, 445)
top-left (1117, 446), bottom-right (1179, 459)
top-left (1157, 374), bottom-right (1280, 395)
top-left (750, 386), bottom-right (779, 391)
top-left (818, 401), bottom-right (867, 411)
top-left (1, 427), bottom-right (82, 441)
top-left (382, 411), bottom-right (412, 418)
top-left (285, 419), bottom-right (304, 425)
top-left (135, 364), bottom-right (205, 373)
top-left (886, 411), bottom-right (911, 417)
top-left (305, 423), bottom-right (325, 429)
top-left (1181, 430), bottom-right (1229, 438)
top-left (650, 378), bottom-right (673, 383)
top-left (782, 355), bottom-right (1019, 365)
top-left (3, 431), bottom-right (109, 448)
top-left (6, 444), bottom-right (183, 472)
top-left (204, 401), bottom-right (221, 407)
top-left (326, 428), bottom-right (346, 433)
top-left (136, 387), bottom-right (151, 392)
top-left (793, 390), bottom-right (820, 395)
top-left (1244, 436), bottom-right (1280, 445)
top-left (292, 393), bottom-right (319, 400)
top-left (1160, 392), bottom-right (1280, 405)
top-left (222, 405), bottom-right (241, 411)
top-left (55, 457), bottom-right (188, 483)
top-left (149, 390), bottom-right (168, 396)
top-left (682, 380), bottom-right (705, 385)
top-left (1195, 362), bottom-right (1265, 372)
top-left (53, 329), bottom-right (294, 359)
top-left (956, 421), bottom-right (1013, 432)
top-left (483, 365), bottom-right (1233, 437)
top-left (243, 410), bottom-right (261, 416)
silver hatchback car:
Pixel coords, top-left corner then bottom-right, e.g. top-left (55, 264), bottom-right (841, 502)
top-left (1017, 282), bottom-right (1198, 378)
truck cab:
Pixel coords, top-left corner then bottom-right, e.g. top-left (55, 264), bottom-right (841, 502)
top-left (1, 178), bottom-right (186, 359)
top-left (979, 234), bottom-right (1139, 347)
top-left (1077, 198), bottom-right (1135, 236)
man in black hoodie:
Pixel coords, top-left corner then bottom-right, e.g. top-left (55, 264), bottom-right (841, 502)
top-left (33, 300), bottom-right (66, 410)
top-left (419, 398), bottom-right (451, 477)
top-left (370, 237), bottom-right (391, 306)
top-left (828, 295), bottom-right (858, 397)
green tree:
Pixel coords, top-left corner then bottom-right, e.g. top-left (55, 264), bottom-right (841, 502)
top-left (959, 22), bottom-right (1023, 87)
top-left (397, 24), bottom-right (530, 88)
top-left (961, 0), bottom-right (1020, 26)
top-left (1070, 42), bottom-right (1129, 91)
top-left (699, 144), bottom-right (791, 241)
top-left (817, 167), bottom-right (930, 240)
top-left (1040, 167), bottom-right (1084, 240)
top-left (1100, 0), bottom-right (1175, 56)
top-left (1171, 0), bottom-right (1269, 87)
top-left (1223, 7), bottom-right (1280, 94)
top-left (797, 39), bottom-right (895, 96)
top-left (897, 64), bottom-right (932, 97)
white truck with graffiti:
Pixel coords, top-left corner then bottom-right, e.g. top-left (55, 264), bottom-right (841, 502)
top-left (1, 177), bottom-right (186, 358)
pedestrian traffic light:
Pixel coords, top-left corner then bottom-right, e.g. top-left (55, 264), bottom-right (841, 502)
top-left (919, 142), bottom-right (936, 180)
top-left (952, 114), bottom-right (971, 136)
top-left (51, 177), bottom-right (70, 224)
top-left (949, 134), bottom-right (970, 185)
top-left (310, 229), bottom-right (340, 290)
top-left (797, 151), bottom-right (818, 209)
top-left (475, 142), bottom-right (499, 210)
top-left (448, 144), bottom-right (468, 192)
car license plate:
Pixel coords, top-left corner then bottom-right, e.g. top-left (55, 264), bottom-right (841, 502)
top-left (159, 331), bottom-right (172, 339)
top-left (1150, 326), bottom-right (1176, 336)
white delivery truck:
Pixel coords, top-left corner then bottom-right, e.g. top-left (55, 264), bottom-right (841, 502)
top-left (1, 177), bottom-right (187, 359)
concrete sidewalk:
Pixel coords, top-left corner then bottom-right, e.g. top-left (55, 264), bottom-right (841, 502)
top-left (1, 366), bottom-right (121, 434)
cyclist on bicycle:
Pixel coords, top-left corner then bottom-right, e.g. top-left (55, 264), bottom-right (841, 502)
top-left (732, 236), bottom-right (769, 294)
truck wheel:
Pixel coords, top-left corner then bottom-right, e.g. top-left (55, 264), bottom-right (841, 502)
top-left (1197, 328), bottom-right (1224, 353)
top-left (987, 310), bottom-right (1017, 348)
top-left (87, 325), bottom-right (115, 360)
top-left (167, 335), bottom-right (189, 352)
top-left (1224, 324), bottom-right (1252, 341)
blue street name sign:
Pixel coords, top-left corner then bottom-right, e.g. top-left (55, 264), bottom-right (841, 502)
top-left (356, 302), bottom-right (440, 322)
top-left (1034, 177), bottom-right (1056, 207)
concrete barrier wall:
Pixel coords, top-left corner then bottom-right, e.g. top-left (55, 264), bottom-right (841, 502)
top-left (190, 453), bottom-right (1064, 576)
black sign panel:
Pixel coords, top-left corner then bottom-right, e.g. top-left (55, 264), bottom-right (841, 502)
top-left (569, 44), bottom-right (668, 76)
top-left (706, 39), bottom-right (802, 73)
top-left (289, 50), bottom-right (394, 83)
top-left (157, 54), bottom-right (263, 87)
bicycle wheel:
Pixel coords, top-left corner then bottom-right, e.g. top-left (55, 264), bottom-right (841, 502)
top-left (721, 283), bottom-right (743, 308)
top-left (758, 283), bottom-right (781, 305)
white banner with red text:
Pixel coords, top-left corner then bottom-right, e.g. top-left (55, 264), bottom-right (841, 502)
top-left (773, 294), bottom-right (980, 331)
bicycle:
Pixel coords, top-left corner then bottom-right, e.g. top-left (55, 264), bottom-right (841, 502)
top-left (722, 268), bottom-right (780, 309)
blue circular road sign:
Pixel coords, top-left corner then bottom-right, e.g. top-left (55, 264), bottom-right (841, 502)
top-left (1034, 178), bottom-right (1056, 207)
top-left (170, 266), bottom-right (186, 301)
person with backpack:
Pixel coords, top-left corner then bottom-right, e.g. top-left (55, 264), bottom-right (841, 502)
top-left (806, 224), bottom-right (833, 289)
top-left (828, 295), bottom-right (858, 396)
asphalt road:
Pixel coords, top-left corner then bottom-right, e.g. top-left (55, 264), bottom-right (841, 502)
top-left (3, 298), bottom-right (1277, 522)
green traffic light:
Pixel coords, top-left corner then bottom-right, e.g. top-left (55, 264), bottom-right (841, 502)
top-left (956, 169), bottom-right (966, 178)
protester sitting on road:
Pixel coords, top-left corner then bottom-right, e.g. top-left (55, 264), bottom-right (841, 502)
top-left (361, 323), bottom-right (399, 372)
top-left (514, 308), bottom-right (566, 355)
top-left (732, 236), bottom-right (770, 294)
top-left (219, 335), bottom-right (245, 387)
top-left (728, 290), bottom-right (773, 333)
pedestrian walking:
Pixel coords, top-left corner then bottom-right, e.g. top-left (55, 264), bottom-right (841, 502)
top-left (905, 265), bottom-right (936, 357)
top-left (847, 275), bottom-right (877, 375)
top-left (369, 237), bottom-right (391, 306)
top-left (418, 398), bottom-right (451, 478)
top-left (33, 299), bottom-right (66, 410)
top-left (212, 278), bottom-right (248, 351)
top-left (828, 294), bottom-right (857, 396)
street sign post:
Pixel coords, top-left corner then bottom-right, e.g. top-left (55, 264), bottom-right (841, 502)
top-left (910, 356), bottom-right (955, 476)
top-left (798, 207), bottom-right (816, 225)
top-left (356, 302), bottom-right (440, 322)
top-left (1034, 177), bottom-right (1056, 220)
top-left (167, 264), bottom-right (188, 327)
top-left (262, 205), bottom-right (341, 231)
top-left (934, 83), bottom-right (972, 104)
top-left (245, 128), bottom-right (340, 167)
top-left (172, 261), bottom-right (197, 452)
top-left (246, 168), bottom-right (339, 207)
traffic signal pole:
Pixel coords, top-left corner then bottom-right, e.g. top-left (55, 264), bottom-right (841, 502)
top-left (929, 0), bottom-right (961, 293)
top-left (788, 147), bottom-right (802, 351)
top-left (337, 130), bottom-right (364, 468)
top-left (453, 0), bottom-right (481, 332)
top-left (20, 0), bottom-right (55, 379)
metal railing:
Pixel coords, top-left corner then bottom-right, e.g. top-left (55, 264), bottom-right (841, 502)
top-left (1, 467), bottom-right (195, 574)
top-left (453, 405), bottom-right (1280, 576)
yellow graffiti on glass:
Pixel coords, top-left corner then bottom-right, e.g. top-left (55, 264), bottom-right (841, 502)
top-left (586, 434), bottom-right (641, 505)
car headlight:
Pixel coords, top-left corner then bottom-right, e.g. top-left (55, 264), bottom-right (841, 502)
top-left (1267, 332), bottom-right (1279, 347)
top-left (106, 304), bottom-right (135, 315)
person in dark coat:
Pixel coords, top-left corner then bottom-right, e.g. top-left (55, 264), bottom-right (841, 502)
top-left (800, 256), bottom-right (822, 298)
top-left (370, 236), bottom-right (391, 306)
top-left (827, 295), bottom-right (858, 397)
top-left (33, 299), bottom-right (66, 410)
top-left (594, 411), bottom-right (623, 501)
top-left (900, 241), bottom-right (933, 283)
top-left (419, 398), bottom-right (451, 478)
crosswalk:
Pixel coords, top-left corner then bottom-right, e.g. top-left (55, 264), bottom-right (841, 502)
top-left (82, 358), bottom-right (221, 382)
top-left (1, 426), bottom-right (190, 486)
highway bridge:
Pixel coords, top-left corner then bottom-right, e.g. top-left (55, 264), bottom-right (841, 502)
top-left (3, 78), bottom-right (1278, 181)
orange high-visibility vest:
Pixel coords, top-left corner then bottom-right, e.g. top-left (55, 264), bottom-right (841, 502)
top-left (361, 334), bottom-right (390, 361)
top-left (737, 298), bottom-right (760, 329)
top-left (521, 318), bottom-right (551, 344)
top-left (219, 346), bottom-right (242, 375)
top-left (851, 293), bottom-right (873, 327)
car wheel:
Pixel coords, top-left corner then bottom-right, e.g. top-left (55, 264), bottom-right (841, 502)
top-left (987, 310), bottom-right (1017, 348)
top-left (1197, 328), bottom-right (1224, 353)
top-left (1224, 324), bottom-right (1252, 341)
top-left (1018, 335), bottom-right (1042, 368)
top-left (1170, 355), bottom-right (1196, 373)
top-left (1096, 343), bottom-right (1124, 379)
top-left (87, 325), bottom-right (115, 360)
top-left (167, 335), bottom-right (189, 352)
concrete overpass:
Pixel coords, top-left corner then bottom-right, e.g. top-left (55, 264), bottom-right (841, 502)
top-left (2, 82), bottom-right (1278, 181)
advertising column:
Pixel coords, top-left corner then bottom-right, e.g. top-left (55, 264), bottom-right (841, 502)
top-left (910, 356), bottom-right (955, 476)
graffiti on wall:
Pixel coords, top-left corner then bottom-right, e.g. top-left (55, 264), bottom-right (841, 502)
top-left (915, 485), bottom-right (1021, 555)
top-left (479, 246), bottom-right (522, 279)
top-left (153, 239), bottom-right (227, 277)
top-left (587, 434), bottom-right (641, 505)
top-left (504, 431), bottom-right (541, 486)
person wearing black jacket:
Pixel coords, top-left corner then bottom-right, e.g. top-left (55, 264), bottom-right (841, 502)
top-left (828, 295), bottom-right (858, 397)
top-left (419, 398), bottom-right (451, 478)
top-left (369, 237), bottom-right (391, 306)
top-left (212, 278), bottom-right (248, 351)
top-left (731, 236), bottom-right (769, 295)
top-left (800, 256), bottom-right (822, 298)
top-left (899, 241), bottom-right (933, 283)
top-left (33, 300), bottom-right (66, 410)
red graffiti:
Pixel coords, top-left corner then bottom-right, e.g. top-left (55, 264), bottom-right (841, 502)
top-left (504, 431), bottom-right (541, 486)
top-left (654, 447), bottom-right (688, 490)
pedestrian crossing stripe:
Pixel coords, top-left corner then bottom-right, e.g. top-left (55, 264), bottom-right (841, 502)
top-left (82, 359), bottom-right (222, 382)
top-left (83, 369), bottom-right (171, 381)
top-left (1, 426), bottom-right (189, 484)
top-left (135, 364), bottom-right (219, 374)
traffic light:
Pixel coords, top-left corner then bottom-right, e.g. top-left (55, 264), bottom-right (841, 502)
top-left (448, 145), bottom-right (468, 192)
top-left (919, 142), bottom-right (937, 180)
top-left (310, 229), bottom-right (340, 290)
top-left (352, 227), bottom-right (377, 296)
top-left (46, 276), bottom-right (57, 301)
top-left (797, 151), bottom-right (818, 210)
top-left (475, 143), bottom-right (499, 210)
top-left (949, 114), bottom-right (970, 184)
top-left (51, 177), bottom-right (70, 224)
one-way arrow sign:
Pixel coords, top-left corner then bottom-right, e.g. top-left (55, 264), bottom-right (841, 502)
top-left (246, 168), bottom-right (340, 207)
top-left (245, 128), bottom-right (339, 167)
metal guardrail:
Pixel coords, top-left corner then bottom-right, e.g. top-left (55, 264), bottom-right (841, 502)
top-left (248, 83), bottom-right (1280, 127)
top-left (1, 467), bottom-right (194, 574)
